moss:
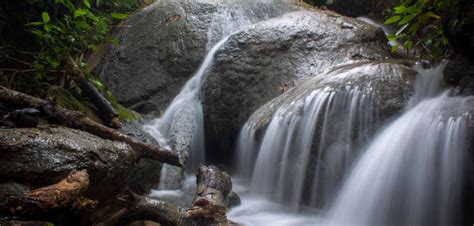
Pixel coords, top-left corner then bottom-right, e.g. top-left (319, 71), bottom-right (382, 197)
top-left (47, 86), bottom-right (102, 122)
top-left (104, 89), bottom-right (142, 123)
top-left (48, 84), bottom-right (140, 124)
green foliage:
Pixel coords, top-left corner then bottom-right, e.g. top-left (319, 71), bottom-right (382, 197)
top-left (384, 0), bottom-right (457, 59)
top-left (27, 0), bottom-right (126, 70)
top-left (48, 85), bottom-right (102, 122)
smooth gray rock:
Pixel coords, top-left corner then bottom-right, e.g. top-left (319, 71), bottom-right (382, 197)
top-left (96, 0), bottom-right (217, 115)
top-left (121, 122), bottom-right (163, 195)
top-left (202, 9), bottom-right (391, 162)
top-left (96, 0), bottom-right (296, 116)
top-left (0, 127), bottom-right (136, 202)
top-left (248, 61), bottom-right (417, 134)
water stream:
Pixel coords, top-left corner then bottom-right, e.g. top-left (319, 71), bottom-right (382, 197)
top-left (142, 1), bottom-right (472, 225)
top-left (229, 65), bottom-right (473, 225)
top-left (144, 0), bottom-right (295, 189)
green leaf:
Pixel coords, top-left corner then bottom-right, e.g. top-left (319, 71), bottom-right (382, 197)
top-left (42, 12), bottom-right (50, 23)
top-left (404, 40), bottom-right (414, 50)
top-left (384, 15), bottom-right (401, 25)
top-left (74, 9), bottom-right (89, 18)
top-left (83, 0), bottom-right (91, 8)
top-left (26, 22), bottom-right (44, 26)
top-left (394, 4), bottom-right (408, 14)
top-left (391, 44), bottom-right (400, 53)
top-left (111, 13), bottom-right (128, 20)
top-left (423, 11), bottom-right (441, 20)
top-left (44, 24), bottom-right (54, 32)
top-left (94, 79), bottom-right (104, 89)
top-left (398, 14), bottom-right (416, 25)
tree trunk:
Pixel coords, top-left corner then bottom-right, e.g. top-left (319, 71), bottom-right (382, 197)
top-left (0, 86), bottom-right (182, 167)
top-left (65, 58), bottom-right (121, 129)
top-left (0, 170), bottom-right (96, 225)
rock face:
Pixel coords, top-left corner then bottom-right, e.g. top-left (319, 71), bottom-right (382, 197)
top-left (121, 122), bottom-right (162, 195)
top-left (96, 0), bottom-right (296, 116)
top-left (202, 9), bottom-right (391, 162)
top-left (0, 127), bottom-right (136, 202)
top-left (240, 61), bottom-right (416, 207)
top-left (96, 0), bottom-right (217, 115)
top-left (248, 61), bottom-right (417, 135)
top-left (444, 56), bottom-right (474, 96)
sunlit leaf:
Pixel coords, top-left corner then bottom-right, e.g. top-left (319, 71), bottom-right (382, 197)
top-left (42, 12), bottom-right (50, 23)
top-left (385, 15), bottom-right (401, 25)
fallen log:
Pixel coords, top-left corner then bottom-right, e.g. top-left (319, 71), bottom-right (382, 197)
top-left (0, 170), bottom-right (97, 225)
top-left (103, 165), bottom-right (237, 226)
top-left (182, 165), bottom-right (233, 225)
top-left (65, 58), bottom-right (121, 129)
top-left (100, 193), bottom-right (182, 226)
top-left (0, 86), bottom-right (182, 167)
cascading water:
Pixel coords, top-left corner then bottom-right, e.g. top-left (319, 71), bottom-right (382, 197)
top-left (248, 87), bottom-right (376, 208)
top-left (325, 65), bottom-right (473, 226)
top-left (144, 0), bottom-right (295, 189)
top-left (230, 63), bottom-right (473, 225)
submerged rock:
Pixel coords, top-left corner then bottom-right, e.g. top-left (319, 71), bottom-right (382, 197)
top-left (0, 127), bottom-right (136, 203)
top-left (202, 9), bottom-right (391, 162)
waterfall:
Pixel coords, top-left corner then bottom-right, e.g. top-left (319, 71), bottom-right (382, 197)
top-left (231, 63), bottom-right (473, 225)
top-left (144, 35), bottom-right (230, 168)
top-left (143, 0), bottom-right (296, 189)
top-left (326, 65), bottom-right (473, 225)
top-left (237, 83), bottom-right (377, 208)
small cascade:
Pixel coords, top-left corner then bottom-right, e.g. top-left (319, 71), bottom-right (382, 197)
top-left (357, 16), bottom-right (401, 48)
top-left (144, 0), bottom-right (295, 189)
top-left (238, 85), bottom-right (377, 208)
top-left (144, 35), bottom-right (230, 175)
top-left (326, 64), bottom-right (473, 225)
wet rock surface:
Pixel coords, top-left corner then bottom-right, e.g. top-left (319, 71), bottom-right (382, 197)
top-left (121, 122), bottom-right (163, 195)
top-left (248, 61), bottom-right (416, 139)
top-left (96, 0), bottom-right (296, 116)
top-left (202, 9), bottom-right (391, 162)
top-left (0, 126), bottom-right (136, 202)
top-left (444, 56), bottom-right (474, 96)
top-left (96, 0), bottom-right (217, 115)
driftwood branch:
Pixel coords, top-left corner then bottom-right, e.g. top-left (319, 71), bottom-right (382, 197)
top-left (0, 170), bottom-right (96, 224)
top-left (182, 165), bottom-right (233, 225)
top-left (0, 86), bottom-right (182, 167)
top-left (102, 165), bottom-right (237, 226)
top-left (65, 58), bottom-right (121, 129)
top-left (100, 193), bottom-right (182, 226)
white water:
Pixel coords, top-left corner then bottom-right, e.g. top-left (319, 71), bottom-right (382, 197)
top-left (231, 64), bottom-right (473, 225)
top-left (326, 66), bottom-right (473, 226)
top-left (357, 16), bottom-right (401, 48)
top-left (144, 36), bottom-right (229, 172)
top-left (237, 84), bottom-right (377, 208)
top-left (144, 0), bottom-right (295, 189)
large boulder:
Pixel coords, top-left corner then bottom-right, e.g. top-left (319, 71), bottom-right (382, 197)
top-left (96, 0), bottom-right (296, 116)
top-left (96, 0), bottom-right (217, 115)
top-left (120, 122), bottom-right (162, 195)
top-left (242, 61), bottom-right (417, 207)
top-left (248, 61), bottom-right (417, 135)
top-left (0, 127), bottom-right (136, 203)
top-left (202, 9), bottom-right (391, 162)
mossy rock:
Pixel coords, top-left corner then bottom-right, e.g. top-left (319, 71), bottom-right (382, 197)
top-left (48, 86), bottom-right (101, 122)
